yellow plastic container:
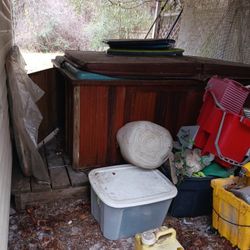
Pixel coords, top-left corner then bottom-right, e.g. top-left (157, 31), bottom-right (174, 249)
top-left (134, 226), bottom-right (183, 250)
top-left (211, 176), bottom-right (250, 250)
top-left (242, 162), bottom-right (250, 177)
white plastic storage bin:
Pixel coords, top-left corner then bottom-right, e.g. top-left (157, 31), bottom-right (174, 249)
top-left (89, 164), bottom-right (177, 240)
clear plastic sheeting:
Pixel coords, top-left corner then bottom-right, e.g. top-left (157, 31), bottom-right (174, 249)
top-left (177, 0), bottom-right (250, 64)
top-left (6, 46), bottom-right (50, 183)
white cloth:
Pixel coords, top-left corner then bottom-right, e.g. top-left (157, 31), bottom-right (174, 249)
top-left (117, 121), bottom-right (173, 169)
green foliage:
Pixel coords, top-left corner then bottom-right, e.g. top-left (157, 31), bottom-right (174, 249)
top-left (13, 0), bottom-right (154, 52)
top-left (85, 0), bottom-right (152, 50)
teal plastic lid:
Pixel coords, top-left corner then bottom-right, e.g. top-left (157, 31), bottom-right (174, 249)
top-left (202, 163), bottom-right (231, 178)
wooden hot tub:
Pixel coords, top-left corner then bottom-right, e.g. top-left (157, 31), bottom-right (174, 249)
top-left (30, 51), bottom-right (250, 170)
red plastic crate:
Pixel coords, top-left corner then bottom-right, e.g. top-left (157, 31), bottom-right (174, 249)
top-left (195, 93), bottom-right (223, 152)
top-left (195, 92), bottom-right (250, 167)
top-left (207, 76), bottom-right (250, 114)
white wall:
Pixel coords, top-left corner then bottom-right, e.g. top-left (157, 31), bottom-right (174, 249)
top-left (0, 0), bottom-right (12, 249)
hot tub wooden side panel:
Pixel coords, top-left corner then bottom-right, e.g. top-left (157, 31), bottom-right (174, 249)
top-left (64, 80), bottom-right (205, 169)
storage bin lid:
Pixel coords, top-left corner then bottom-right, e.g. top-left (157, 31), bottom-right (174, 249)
top-left (89, 164), bottom-right (177, 208)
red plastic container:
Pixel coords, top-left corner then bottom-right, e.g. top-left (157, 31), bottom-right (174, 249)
top-left (195, 93), bottom-right (223, 152)
top-left (195, 92), bottom-right (250, 167)
top-left (207, 76), bottom-right (250, 114)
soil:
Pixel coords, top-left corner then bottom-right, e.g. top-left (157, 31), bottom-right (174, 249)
top-left (8, 199), bottom-right (237, 250)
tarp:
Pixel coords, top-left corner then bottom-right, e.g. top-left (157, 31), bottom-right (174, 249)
top-left (6, 46), bottom-right (50, 183)
top-left (177, 0), bottom-right (250, 64)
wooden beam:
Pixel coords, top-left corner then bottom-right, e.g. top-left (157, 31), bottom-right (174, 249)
top-left (67, 166), bottom-right (88, 187)
top-left (44, 136), bottom-right (65, 168)
top-left (31, 177), bottom-right (51, 192)
top-left (73, 86), bottom-right (80, 169)
top-left (49, 166), bottom-right (71, 189)
top-left (15, 186), bottom-right (90, 210)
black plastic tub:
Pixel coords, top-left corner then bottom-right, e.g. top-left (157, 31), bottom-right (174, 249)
top-left (168, 176), bottom-right (215, 217)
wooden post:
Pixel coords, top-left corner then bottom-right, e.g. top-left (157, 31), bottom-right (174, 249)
top-left (73, 86), bottom-right (80, 169)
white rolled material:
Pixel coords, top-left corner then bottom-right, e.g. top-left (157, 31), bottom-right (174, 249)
top-left (117, 121), bottom-right (173, 169)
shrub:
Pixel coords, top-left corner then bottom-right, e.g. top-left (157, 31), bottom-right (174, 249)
top-left (13, 0), bottom-right (154, 52)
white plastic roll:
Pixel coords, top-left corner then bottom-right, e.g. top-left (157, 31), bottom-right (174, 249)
top-left (117, 121), bottom-right (173, 169)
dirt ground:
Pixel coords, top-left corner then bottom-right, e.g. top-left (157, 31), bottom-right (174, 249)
top-left (8, 198), bottom-right (237, 250)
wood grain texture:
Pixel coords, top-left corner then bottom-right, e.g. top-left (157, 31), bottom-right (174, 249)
top-left (73, 87), bottom-right (80, 168)
top-left (62, 77), bottom-right (206, 169)
top-left (12, 133), bottom-right (90, 210)
top-left (107, 86), bottom-right (126, 164)
top-left (78, 86), bottom-right (108, 168)
top-left (55, 53), bottom-right (250, 170)
top-left (44, 134), bottom-right (65, 168)
top-left (64, 79), bottom-right (74, 158)
top-left (64, 51), bottom-right (250, 79)
top-left (29, 68), bottom-right (59, 142)
top-left (31, 146), bottom-right (51, 192)
top-left (15, 186), bottom-right (89, 210)
top-left (67, 166), bottom-right (88, 187)
top-left (49, 167), bottom-right (71, 189)
top-left (31, 177), bottom-right (51, 192)
top-left (64, 51), bottom-right (201, 78)
top-left (46, 152), bottom-right (64, 168)
top-left (125, 87), bottom-right (157, 121)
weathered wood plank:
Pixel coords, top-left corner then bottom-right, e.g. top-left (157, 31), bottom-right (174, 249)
top-left (29, 146), bottom-right (52, 192)
top-left (73, 86), bottom-right (80, 169)
top-left (107, 86), bottom-right (126, 164)
top-left (67, 166), bottom-right (88, 187)
top-left (15, 186), bottom-right (90, 210)
top-left (63, 154), bottom-right (71, 165)
top-left (31, 177), bottom-right (51, 192)
top-left (43, 133), bottom-right (65, 165)
top-left (78, 86), bottom-right (109, 168)
top-left (46, 152), bottom-right (64, 168)
top-left (38, 144), bottom-right (49, 169)
top-left (45, 138), bottom-right (65, 168)
top-left (44, 132), bottom-right (64, 151)
top-left (49, 166), bottom-right (71, 189)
